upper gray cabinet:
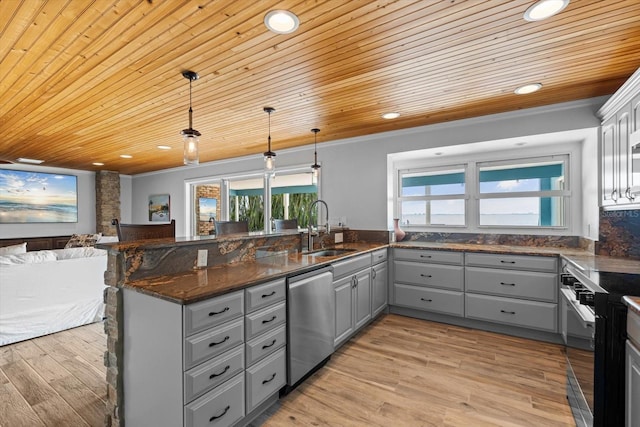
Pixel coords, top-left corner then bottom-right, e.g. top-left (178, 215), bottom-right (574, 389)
top-left (599, 67), bottom-right (640, 209)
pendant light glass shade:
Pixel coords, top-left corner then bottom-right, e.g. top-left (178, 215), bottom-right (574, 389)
top-left (310, 128), bottom-right (321, 185)
top-left (263, 107), bottom-right (276, 175)
top-left (181, 71), bottom-right (201, 166)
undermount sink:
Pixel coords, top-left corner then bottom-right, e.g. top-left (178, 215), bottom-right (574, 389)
top-left (305, 248), bottom-right (357, 257)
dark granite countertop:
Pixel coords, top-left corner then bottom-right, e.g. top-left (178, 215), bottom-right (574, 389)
top-left (123, 242), bottom-right (387, 304)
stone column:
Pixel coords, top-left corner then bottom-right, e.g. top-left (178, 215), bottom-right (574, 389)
top-left (96, 171), bottom-right (120, 236)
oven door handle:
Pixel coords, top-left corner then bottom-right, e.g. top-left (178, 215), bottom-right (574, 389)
top-left (560, 288), bottom-right (596, 329)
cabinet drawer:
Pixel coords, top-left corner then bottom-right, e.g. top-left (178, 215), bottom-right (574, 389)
top-left (465, 253), bottom-right (557, 272)
top-left (184, 318), bottom-right (244, 369)
top-left (245, 279), bottom-right (286, 313)
top-left (245, 347), bottom-right (286, 413)
top-left (333, 254), bottom-right (371, 280)
top-left (465, 267), bottom-right (557, 302)
top-left (394, 248), bottom-right (463, 265)
top-left (371, 248), bottom-right (388, 265)
top-left (184, 291), bottom-right (244, 336)
top-left (245, 324), bottom-right (286, 366)
top-left (393, 283), bottom-right (464, 317)
top-left (395, 260), bottom-right (464, 290)
top-left (245, 301), bottom-right (286, 340)
top-left (465, 293), bottom-right (557, 332)
top-left (184, 373), bottom-right (244, 427)
top-left (184, 345), bottom-right (244, 404)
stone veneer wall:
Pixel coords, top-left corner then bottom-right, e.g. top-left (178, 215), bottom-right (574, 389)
top-left (102, 233), bottom-right (302, 427)
top-left (96, 171), bottom-right (120, 236)
top-left (597, 208), bottom-right (640, 259)
top-left (195, 184), bottom-right (221, 236)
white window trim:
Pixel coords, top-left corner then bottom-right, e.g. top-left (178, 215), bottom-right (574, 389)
top-left (391, 142), bottom-right (582, 236)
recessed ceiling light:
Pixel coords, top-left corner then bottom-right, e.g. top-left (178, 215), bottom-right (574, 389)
top-left (264, 10), bottom-right (299, 34)
top-left (381, 112), bottom-right (400, 119)
top-left (157, 145), bottom-right (172, 150)
top-left (92, 162), bottom-right (105, 166)
top-left (17, 157), bottom-right (44, 164)
top-left (524, 0), bottom-right (569, 21)
top-left (514, 83), bottom-right (542, 95)
top-left (120, 154), bottom-right (133, 159)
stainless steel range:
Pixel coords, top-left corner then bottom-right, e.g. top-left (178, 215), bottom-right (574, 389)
top-left (561, 256), bottom-right (640, 427)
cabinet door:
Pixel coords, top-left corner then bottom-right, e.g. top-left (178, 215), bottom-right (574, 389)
top-left (372, 263), bottom-right (388, 318)
top-left (354, 269), bottom-right (371, 331)
top-left (602, 116), bottom-right (617, 205)
top-left (617, 106), bottom-right (631, 201)
top-left (334, 276), bottom-right (354, 347)
top-left (627, 340), bottom-right (640, 427)
top-left (630, 94), bottom-right (640, 195)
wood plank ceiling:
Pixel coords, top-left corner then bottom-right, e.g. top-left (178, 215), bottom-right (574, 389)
top-left (1, 0), bottom-right (639, 175)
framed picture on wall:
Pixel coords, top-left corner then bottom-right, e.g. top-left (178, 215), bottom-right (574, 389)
top-left (149, 194), bottom-right (170, 222)
top-left (0, 169), bottom-right (78, 223)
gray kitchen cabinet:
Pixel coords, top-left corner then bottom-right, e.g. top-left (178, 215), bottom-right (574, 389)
top-left (371, 255), bottom-right (388, 318)
top-left (121, 277), bottom-right (287, 427)
top-left (626, 308), bottom-right (640, 427)
top-left (598, 67), bottom-right (640, 208)
top-left (392, 248), bottom-right (464, 317)
top-left (465, 253), bottom-right (558, 333)
top-left (333, 253), bottom-right (372, 348)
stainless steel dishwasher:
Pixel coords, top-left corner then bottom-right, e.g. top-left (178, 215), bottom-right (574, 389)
top-left (286, 266), bottom-right (335, 389)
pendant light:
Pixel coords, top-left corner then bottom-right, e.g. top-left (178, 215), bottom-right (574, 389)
top-left (181, 70), bottom-right (201, 165)
top-left (263, 107), bottom-right (276, 174)
top-left (310, 128), bottom-right (321, 184)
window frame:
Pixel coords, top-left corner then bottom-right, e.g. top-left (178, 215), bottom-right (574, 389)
top-left (394, 152), bottom-right (574, 233)
top-left (397, 164), bottom-right (468, 228)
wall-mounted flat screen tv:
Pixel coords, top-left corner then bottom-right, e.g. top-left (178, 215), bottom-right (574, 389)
top-left (0, 169), bottom-right (78, 223)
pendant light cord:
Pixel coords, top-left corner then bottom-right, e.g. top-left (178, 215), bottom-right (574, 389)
top-left (188, 79), bottom-right (194, 129)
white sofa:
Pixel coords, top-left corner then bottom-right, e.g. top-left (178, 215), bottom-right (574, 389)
top-left (0, 246), bottom-right (108, 346)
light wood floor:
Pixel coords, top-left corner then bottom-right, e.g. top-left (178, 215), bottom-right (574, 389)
top-left (0, 315), bottom-right (576, 427)
top-left (0, 322), bottom-right (106, 427)
top-left (262, 314), bottom-right (576, 427)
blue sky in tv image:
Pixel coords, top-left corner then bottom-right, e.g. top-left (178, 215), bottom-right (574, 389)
top-left (0, 169), bottom-right (78, 223)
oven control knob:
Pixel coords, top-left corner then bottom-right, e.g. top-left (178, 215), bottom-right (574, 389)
top-left (579, 290), bottom-right (595, 307)
top-left (560, 274), bottom-right (580, 286)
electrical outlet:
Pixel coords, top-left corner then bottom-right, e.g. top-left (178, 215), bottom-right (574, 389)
top-left (335, 232), bottom-right (343, 243)
top-left (197, 250), bottom-right (208, 268)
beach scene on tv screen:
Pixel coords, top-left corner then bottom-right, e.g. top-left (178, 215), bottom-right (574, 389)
top-left (0, 169), bottom-right (78, 223)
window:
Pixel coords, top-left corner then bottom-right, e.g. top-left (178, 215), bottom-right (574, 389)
top-left (187, 166), bottom-right (318, 236)
top-left (478, 157), bottom-right (568, 227)
top-left (395, 155), bottom-right (570, 231)
top-left (398, 166), bottom-right (466, 226)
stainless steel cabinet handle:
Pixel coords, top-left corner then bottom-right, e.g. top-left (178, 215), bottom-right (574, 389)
top-left (625, 187), bottom-right (635, 201)
top-left (420, 273), bottom-right (432, 278)
top-left (500, 282), bottom-right (516, 286)
top-left (611, 189), bottom-right (618, 202)
top-left (372, 270), bottom-right (377, 279)
top-left (420, 297), bottom-right (433, 302)
top-left (420, 254), bottom-right (432, 258)
top-left (500, 310), bottom-right (516, 315)
top-left (500, 260), bottom-right (516, 264)
top-left (261, 291), bottom-right (276, 298)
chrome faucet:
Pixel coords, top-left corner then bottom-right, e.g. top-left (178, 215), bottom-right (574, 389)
top-left (308, 199), bottom-right (329, 250)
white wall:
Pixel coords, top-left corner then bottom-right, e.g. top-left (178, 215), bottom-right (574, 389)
top-left (0, 164), bottom-right (97, 239)
top-left (129, 97), bottom-right (606, 238)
